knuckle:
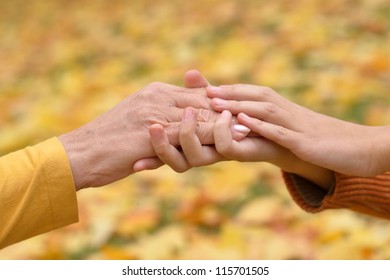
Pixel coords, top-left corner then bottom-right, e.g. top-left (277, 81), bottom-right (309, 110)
top-left (148, 81), bottom-right (165, 90)
top-left (277, 126), bottom-right (288, 137)
top-left (146, 82), bottom-right (170, 97)
top-left (264, 102), bottom-right (278, 114)
top-left (144, 115), bottom-right (161, 127)
top-left (230, 100), bottom-right (240, 110)
top-left (229, 84), bottom-right (242, 96)
top-left (193, 87), bottom-right (207, 96)
top-left (229, 84), bottom-right (237, 95)
top-left (255, 86), bottom-right (275, 100)
top-left (196, 109), bottom-right (212, 122)
top-left (202, 95), bottom-right (212, 109)
top-left (190, 95), bottom-right (212, 110)
top-left (261, 86), bottom-right (276, 95)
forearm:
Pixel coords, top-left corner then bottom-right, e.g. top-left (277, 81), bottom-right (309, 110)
top-left (280, 126), bottom-right (390, 219)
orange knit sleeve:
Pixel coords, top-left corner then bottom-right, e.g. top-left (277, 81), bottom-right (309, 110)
top-left (283, 171), bottom-right (390, 219)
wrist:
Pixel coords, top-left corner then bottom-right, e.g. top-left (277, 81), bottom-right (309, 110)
top-left (273, 153), bottom-right (334, 190)
top-left (291, 160), bottom-right (334, 190)
top-left (59, 119), bottom-right (150, 190)
top-left (372, 125), bottom-right (390, 174)
top-left (58, 125), bottom-right (98, 191)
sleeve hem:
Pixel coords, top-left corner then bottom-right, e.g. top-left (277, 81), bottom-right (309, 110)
top-left (282, 171), bottom-right (333, 213)
top-left (36, 137), bottom-right (79, 229)
top-left (283, 170), bottom-right (390, 219)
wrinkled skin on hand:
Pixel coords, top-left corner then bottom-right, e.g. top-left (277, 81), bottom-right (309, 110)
top-left (59, 82), bottom-right (221, 189)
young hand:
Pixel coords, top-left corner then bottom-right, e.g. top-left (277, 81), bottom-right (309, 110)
top-left (149, 106), bottom-right (333, 189)
top-left (207, 84), bottom-right (390, 177)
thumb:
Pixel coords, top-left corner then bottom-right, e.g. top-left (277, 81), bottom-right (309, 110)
top-left (184, 69), bottom-right (210, 88)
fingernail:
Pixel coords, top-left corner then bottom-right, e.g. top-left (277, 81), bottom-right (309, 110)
top-left (233, 124), bottom-right (250, 134)
top-left (213, 98), bottom-right (227, 108)
top-left (207, 86), bottom-right (221, 94)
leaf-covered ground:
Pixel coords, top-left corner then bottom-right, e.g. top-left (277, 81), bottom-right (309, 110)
top-left (0, 0), bottom-right (389, 259)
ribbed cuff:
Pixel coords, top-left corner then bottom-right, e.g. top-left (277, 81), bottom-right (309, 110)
top-left (283, 171), bottom-right (390, 219)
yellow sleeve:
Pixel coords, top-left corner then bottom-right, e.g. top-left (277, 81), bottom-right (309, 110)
top-left (0, 137), bottom-right (78, 249)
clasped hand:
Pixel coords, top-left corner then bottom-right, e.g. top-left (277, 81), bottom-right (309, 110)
top-left (142, 71), bottom-right (390, 191)
top-left (59, 71), bottom-right (248, 190)
top-left (61, 69), bottom-right (389, 192)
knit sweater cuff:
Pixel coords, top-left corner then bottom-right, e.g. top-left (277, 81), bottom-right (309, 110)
top-left (283, 171), bottom-right (390, 219)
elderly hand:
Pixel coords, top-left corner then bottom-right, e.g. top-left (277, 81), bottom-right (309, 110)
top-left (59, 81), bottom-right (248, 190)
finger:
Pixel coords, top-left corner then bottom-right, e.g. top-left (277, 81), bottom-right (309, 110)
top-left (206, 84), bottom-right (291, 109)
top-left (180, 108), bottom-right (225, 167)
top-left (184, 69), bottom-right (210, 88)
top-left (238, 112), bottom-right (301, 151)
top-left (169, 86), bottom-right (213, 110)
top-left (148, 82), bottom-right (212, 110)
top-left (166, 107), bottom-right (218, 124)
top-left (211, 99), bottom-right (292, 128)
top-left (149, 124), bottom-right (190, 173)
top-left (164, 107), bottom-right (187, 123)
top-left (214, 110), bottom-right (242, 159)
top-left (153, 107), bottom-right (251, 140)
top-left (133, 157), bottom-right (164, 172)
top-left (166, 119), bottom-right (250, 146)
top-left (213, 111), bottom-right (286, 162)
top-left (195, 108), bottom-right (250, 139)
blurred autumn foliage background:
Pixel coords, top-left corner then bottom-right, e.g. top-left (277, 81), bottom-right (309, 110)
top-left (1, 0), bottom-right (390, 259)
